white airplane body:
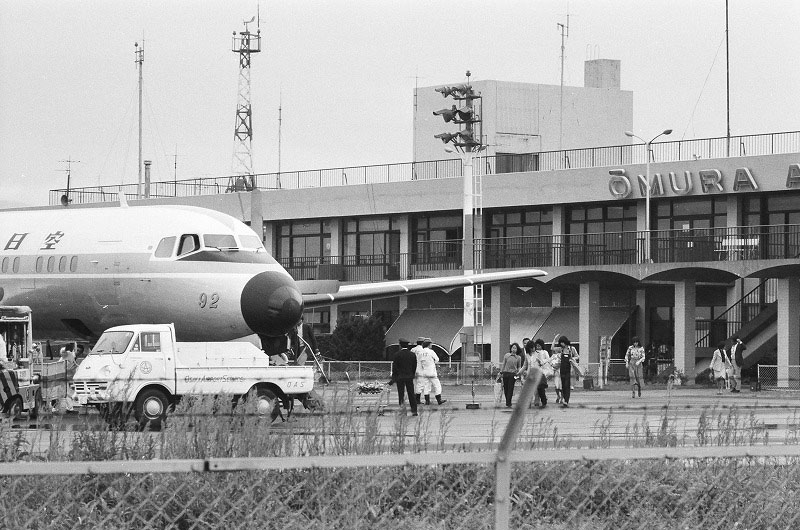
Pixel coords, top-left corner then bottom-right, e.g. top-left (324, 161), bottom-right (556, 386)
top-left (0, 204), bottom-right (546, 350)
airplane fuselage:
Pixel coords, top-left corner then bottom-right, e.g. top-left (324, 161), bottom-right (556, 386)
top-left (0, 205), bottom-right (303, 342)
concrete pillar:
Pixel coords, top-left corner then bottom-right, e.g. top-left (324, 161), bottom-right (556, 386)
top-left (262, 222), bottom-right (276, 255)
top-left (635, 288), bottom-right (648, 346)
top-left (726, 280), bottom-right (743, 338)
top-left (398, 295), bottom-right (409, 314)
top-left (674, 280), bottom-right (697, 381)
top-left (551, 290), bottom-right (562, 308)
top-left (776, 278), bottom-right (800, 388)
top-left (491, 283), bottom-right (512, 366)
top-left (328, 218), bottom-right (342, 256)
top-left (579, 282), bottom-right (600, 365)
top-left (250, 190), bottom-right (264, 242)
top-left (552, 204), bottom-right (565, 266)
top-left (397, 214), bottom-right (411, 279)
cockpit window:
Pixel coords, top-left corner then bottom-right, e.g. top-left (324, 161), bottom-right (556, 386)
top-left (154, 236), bottom-right (177, 258)
top-left (239, 235), bottom-right (264, 250)
top-left (178, 234), bottom-right (200, 256)
top-left (203, 234), bottom-right (237, 249)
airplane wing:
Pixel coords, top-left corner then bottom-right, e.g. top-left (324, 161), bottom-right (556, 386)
top-left (302, 269), bottom-right (547, 308)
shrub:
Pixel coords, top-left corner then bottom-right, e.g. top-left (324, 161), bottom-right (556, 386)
top-left (325, 314), bottom-right (386, 361)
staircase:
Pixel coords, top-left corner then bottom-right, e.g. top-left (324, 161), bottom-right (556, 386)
top-left (695, 279), bottom-right (777, 369)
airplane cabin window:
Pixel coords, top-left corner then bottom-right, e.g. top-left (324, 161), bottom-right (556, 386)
top-left (154, 236), bottom-right (177, 258)
top-left (1, 257), bottom-right (7, 273)
top-left (12, 257), bottom-right (19, 273)
top-left (203, 234), bottom-right (237, 249)
top-left (59, 256), bottom-right (67, 273)
top-left (70, 256), bottom-right (78, 272)
top-left (35, 257), bottom-right (43, 273)
top-left (47, 256), bottom-right (55, 273)
top-left (178, 234), bottom-right (200, 256)
top-left (239, 235), bottom-right (264, 250)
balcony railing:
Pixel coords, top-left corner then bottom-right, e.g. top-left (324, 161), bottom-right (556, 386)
top-left (278, 225), bottom-right (800, 283)
top-left (49, 130), bottom-right (800, 205)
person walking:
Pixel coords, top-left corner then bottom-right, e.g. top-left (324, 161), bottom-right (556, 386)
top-left (556, 336), bottom-right (580, 407)
top-left (728, 336), bottom-right (746, 393)
top-left (415, 338), bottom-right (447, 405)
top-left (625, 337), bottom-right (646, 398)
top-left (523, 338), bottom-right (551, 408)
top-left (710, 341), bottom-right (729, 395)
top-left (390, 338), bottom-right (419, 416)
top-left (411, 337), bottom-right (426, 404)
top-left (500, 343), bottom-right (524, 408)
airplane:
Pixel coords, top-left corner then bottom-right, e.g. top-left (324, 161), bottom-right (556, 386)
top-left (0, 203), bottom-right (547, 355)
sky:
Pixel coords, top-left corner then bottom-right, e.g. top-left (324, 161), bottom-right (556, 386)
top-left (1, 0), bottom-right (799, 208)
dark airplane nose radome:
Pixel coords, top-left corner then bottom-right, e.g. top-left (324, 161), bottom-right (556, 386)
top-left (241, 272), bottom-right (304, 337)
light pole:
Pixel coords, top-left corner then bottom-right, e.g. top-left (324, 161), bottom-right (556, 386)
top-left (624, 129), bottom-right (672, 262)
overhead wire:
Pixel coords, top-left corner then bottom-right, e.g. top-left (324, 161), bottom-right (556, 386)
top-left (681, 33), bottom-right (726, 141)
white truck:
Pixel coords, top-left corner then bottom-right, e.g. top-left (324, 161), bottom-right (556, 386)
top-left (72, 323), bottom-right (317, 428)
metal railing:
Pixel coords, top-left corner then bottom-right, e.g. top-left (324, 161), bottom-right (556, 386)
top-left (279, 225), bottom-right (800, 284)
top-left (49, 130), bottom-right (800, 204)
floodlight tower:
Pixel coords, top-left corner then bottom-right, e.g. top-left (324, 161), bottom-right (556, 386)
top-left (433, 71), bottom-right (484, 368)
top-left (230, 16), bottom-right (261, 191)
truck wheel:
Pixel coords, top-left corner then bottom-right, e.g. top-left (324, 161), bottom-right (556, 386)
top-left (135, 389), bottom-right (170, 431)
top-left (255, 388), bottom-right (283, 422)
top-left (5, 396), bottom-right (23, 419)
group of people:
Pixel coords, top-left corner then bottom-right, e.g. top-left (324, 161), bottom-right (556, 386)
top-left (710, 336), bottom-right (746, 394)
top-left (391, 337), bottom-right (447, 416)
top-left (499, 335), bottom-right (581, 409)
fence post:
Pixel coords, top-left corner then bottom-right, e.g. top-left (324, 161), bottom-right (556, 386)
top-left (494, 371), bottom-right (540, 529)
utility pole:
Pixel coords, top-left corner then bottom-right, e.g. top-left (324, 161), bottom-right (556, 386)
top-left (557, 15), bottom-right (569, 160)
top-left (135, 41), bottom-right (144, 199)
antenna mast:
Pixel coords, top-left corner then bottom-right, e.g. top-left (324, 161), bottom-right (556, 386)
top-left (230, 16), bottom-right (261, 191)
top-left (58, 158), bottom-right (80, 206)
top-left (135, 41), bottom-right (144, 198)
top-left (277, 92), bottom-right (282, 188)
top-left (557, 15), bottom-right (569, 157)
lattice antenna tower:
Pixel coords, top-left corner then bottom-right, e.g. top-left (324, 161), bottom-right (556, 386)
top-left (231, 15), bottom-right (261, 189)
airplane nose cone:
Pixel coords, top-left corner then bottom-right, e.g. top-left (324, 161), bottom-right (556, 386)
top-left (240, 272), bottom-right (304, 337)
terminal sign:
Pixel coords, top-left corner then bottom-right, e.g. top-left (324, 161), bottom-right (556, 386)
top-left (608, 163), bottom-right (800, 199)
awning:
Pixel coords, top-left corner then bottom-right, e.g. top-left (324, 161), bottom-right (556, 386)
top-left (535, 306), bottom-right (634, 350)
top-left (385, 308), bottom-right (463, 352)
top-left (449, 307), bottom-right (553, 354)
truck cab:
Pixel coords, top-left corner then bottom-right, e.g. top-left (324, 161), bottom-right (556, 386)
top-left (73, 323), bottom-right (315, 427)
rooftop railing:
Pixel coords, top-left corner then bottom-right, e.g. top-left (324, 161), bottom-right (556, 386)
top-left (49, 130), bottom-right (800, 205)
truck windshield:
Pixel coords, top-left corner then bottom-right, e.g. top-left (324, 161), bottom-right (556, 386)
top-left (91, 331), bottom-right (134, 354)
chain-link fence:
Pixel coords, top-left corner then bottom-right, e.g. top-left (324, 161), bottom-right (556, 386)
top-left (4, 376), bottom-right (800, 529)
top-left (757, 365), bottom-right (800, 390)
top-left (3, 447), bottom-right (800, 529)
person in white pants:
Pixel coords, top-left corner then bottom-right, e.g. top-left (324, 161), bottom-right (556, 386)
top-left (415, 338), bottom-right (447, 405)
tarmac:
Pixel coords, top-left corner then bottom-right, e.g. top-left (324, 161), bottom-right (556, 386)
top-left (312, 379), bottom-right (800, 447)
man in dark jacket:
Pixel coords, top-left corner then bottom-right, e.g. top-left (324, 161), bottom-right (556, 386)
top-left (728, 336), bottom-right (746, 393)
top-left (391, 338), bottom-right (418, 416)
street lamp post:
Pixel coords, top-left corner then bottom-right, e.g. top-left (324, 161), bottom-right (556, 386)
top-left (624, 129), bottom-right (672, 262)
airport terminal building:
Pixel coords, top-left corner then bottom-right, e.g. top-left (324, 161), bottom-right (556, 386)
top-left (51, 60), bottom-right (800, 383)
